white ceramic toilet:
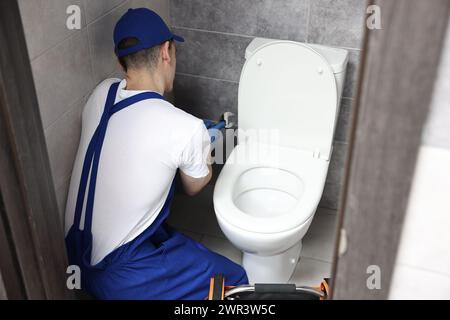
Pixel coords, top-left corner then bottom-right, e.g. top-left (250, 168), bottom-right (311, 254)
top-left (213, 38), bottom-right (349, 284)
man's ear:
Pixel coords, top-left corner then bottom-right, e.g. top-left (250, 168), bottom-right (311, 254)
top-left (160, 41), bottom-right (172, 64)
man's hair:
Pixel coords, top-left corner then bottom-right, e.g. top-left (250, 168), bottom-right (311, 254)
top-left (118, 37), bottom-right (172, 72)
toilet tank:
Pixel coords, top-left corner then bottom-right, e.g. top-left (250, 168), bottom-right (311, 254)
top-left (239, 38), bottom-right (349, 160)
top-left (307, 43), bottom-right (349, 102)
top-left (245, 38), bottom-right (349, 102)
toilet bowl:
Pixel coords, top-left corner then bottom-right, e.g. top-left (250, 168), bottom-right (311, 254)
top-left (213, 38), bottom-right (349, 283)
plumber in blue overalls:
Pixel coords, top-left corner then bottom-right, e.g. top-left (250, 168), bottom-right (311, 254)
top-left (64, 8), bottom-right (248, 300)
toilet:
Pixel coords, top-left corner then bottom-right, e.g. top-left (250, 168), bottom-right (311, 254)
top-left (213, 38), bottom-right (349, 284)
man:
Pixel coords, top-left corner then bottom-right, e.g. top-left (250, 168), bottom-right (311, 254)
top-left (64, 8), bottom-right (247, 300)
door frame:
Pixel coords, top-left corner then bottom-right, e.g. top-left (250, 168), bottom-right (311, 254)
top-left (1, 0), bottom-right (449, 300)
top-left (0, 0), bottom-right (73, 299)
top-left (331, 0), bottom-right (450, 299)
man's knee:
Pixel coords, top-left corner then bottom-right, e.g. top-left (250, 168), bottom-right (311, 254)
top-left (217, 260), bottom-right (248, 286)
top-left (233, 265), bottom-right (248, 286)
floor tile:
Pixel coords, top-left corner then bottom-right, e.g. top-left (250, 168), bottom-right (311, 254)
top-left (289, 257), bottom-right (332, 286)
top-left (178, 229), bottom-right (203, 242)
top-left (301, 211), bottom-right (338, 263)
top-left (167, 185), bottom-right (226, 239)
top-left (390, 264), bottom-right (450, 300)
top-left (394, 146), bottom-right (450, 276)
top-left (201, 235), bottom-right (243, 265)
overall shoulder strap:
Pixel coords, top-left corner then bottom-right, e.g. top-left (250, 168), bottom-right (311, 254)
top-left (73, 82), bottom-right (120, 231)
top-left (75, 83), bottom-right (166, 238)
top-left (109, 91), bottom-right (165, 116)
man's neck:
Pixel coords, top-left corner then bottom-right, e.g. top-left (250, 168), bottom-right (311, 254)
top-left (124, 69), bottom-right (165, 95)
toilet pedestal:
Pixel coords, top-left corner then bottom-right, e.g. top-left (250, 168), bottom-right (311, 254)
top-left (243, 241), bottom-right (302, 284)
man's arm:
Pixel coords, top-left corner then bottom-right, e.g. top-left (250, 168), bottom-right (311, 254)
top-left (179, 163), bottom-right (212, 196)
top-left (178, 122), bottom-right (213, 196)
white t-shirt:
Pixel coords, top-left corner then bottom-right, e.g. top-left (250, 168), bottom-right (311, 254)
top-left (64, 78), bottom-right (210, 265)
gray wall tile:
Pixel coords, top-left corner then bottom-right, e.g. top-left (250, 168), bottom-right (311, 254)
top-left (171, 0), bottom-right (309, 41)
top-left (56, 175), bottom-right (71, 226)
top-left (326, 142), bottom-right (348, 185)
top-left (320, 141), bottom-right (349, 210)
top-left (316, 207), bottom-right (337, 216)
top-left (87, 4), bottom-right (129, 85)
top-left (31, 30), bottom-right (93, 129)
top-left (107, 66), bottom-right (126, 82)
top-left (335, 98), bottom-right (353, 142)
top-left (83, 0), bottom-right (127, 24)
top-left (19, 0), bottom-right (85, 60)
top-left (174, 28), bottom-right (252, 82)
top-left (45, 96), bottom-right (86, 193)
top-left (343, 49), bottom-right (361, 98)
top-left (308, 0), bottom-right (366, 49)
top-left (252, 0), bottom-right (309, 41)
top-left (171, 0), bottom-right (256, 33)
top-left (173, 73), bottom-right (238, 120)
top-left (319, 182), bottom-right (342, 210)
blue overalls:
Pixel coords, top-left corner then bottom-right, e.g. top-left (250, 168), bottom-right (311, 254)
top-left (65, 82), bottom-right (248, 300)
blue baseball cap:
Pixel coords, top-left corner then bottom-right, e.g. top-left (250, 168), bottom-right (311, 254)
top-left (114, 8), bottom-right (184, 58)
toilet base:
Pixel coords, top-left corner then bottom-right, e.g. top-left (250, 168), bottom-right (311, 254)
top-left (243, 241), bottom-right (302, 284)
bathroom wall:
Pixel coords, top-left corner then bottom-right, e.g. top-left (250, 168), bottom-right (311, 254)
top-left (17, 0), bottom-right (365, 226)
top-left (169, 0), bottom-right (367, 211)
top-left (389, 20), bottom-right (450, 299)
top-left (18, 0), bottom-right (170, 225)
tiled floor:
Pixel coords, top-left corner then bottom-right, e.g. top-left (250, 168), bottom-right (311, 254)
top-left (167, 184), bottom-right (338, 286)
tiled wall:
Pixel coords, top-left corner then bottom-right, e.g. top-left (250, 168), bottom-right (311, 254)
top-left (169, 0), bottom-right (367, 210)
top-left (389, 21), bottom-right (450, 299)
top-left (18, 0), bottom-right (170, 224)
top-left (18, 0), bottom-right (365, 226)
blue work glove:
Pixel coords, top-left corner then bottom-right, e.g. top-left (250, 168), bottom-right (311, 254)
top-left (203, 119), bottom-right (226, 143)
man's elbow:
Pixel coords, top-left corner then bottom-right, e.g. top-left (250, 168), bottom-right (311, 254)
top-left (184, 188), bottom-right (201, 197)
top-left (188, 175), bottom-right (212, 196)
top-left (182, 169), bottom-right (212, 196)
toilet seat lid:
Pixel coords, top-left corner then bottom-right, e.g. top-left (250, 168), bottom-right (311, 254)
top-left (239, 41), bottom-right (338, 160)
